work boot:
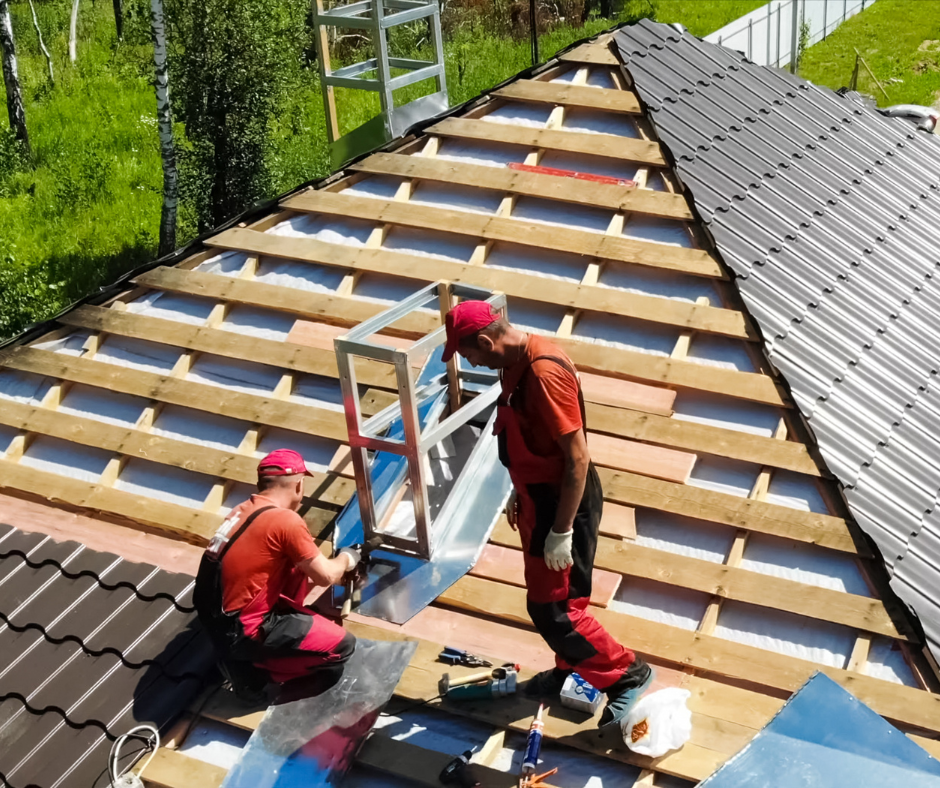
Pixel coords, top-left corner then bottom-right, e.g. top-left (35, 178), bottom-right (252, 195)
top-left (523, 668), bottom-right (571, 698)
top-left (598, 662), bottom-right (654, 728)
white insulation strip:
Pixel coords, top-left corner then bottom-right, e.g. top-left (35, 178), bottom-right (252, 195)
top-left (765, 470), bottom-right (828, 513)
top-left (113, 458), bottom-right (215, 508)
top-left (610, 577), bottom-right (710, 631)
top-left (0, 369), bottom-right (53, 405)
top-left (20, 435), bottom-right (112, 482)
top-left (687, 455), bottom-right (758, 498)
top-left (35, 330), bottom-right (91, 356)
top-left (196, 250), bottom-right (248, 277)
top-left (562, 108), bottom-right (639, 138)
top-left (290, 372), bottom-right (346, 411)
top-left (634, 509), bottom-right (736, 563)
top-left (585, 68), bottom-right (618, 90)
top-left (486, 242), bottom-right (587, 282)
top-left (255, 256), bottom-right (346, 292)
top-left (622, 216), bottom-right (693, 248)
top-left (152, 405), bottom-right (250, 452)
top-left (740, 531), bottom-right (871, 595)
top-left (597, 261), bottom-right (720, 303)
top-left (715, 601), bottom-right (855, 668)
top-left (0, 425), bottom-right (18, 456)
top-left (572, 312), bottom-right (677, 356)
top-left (512, 196), bottom-right (612, 233)
top-left (480, 101), bottom-right (552, 127)
top-left (867, 636), bottom-right (918, 686)
top-left (222, 482), bottom-right (256, 513)
top-left (125, 291), bottom-right (215, 325)
top-left (220, 305), bottom-right (296, 342)
top-left (671, 390), bottom-right (780, 437)
top-left (59, 384), bottom-right (147, 428)
top-left (97, 335), bottom-right (181, 375)
top-left (686, 336), bottom-right (757, 372)
top-left (271, 212), bottom-right (372, 247)
top-left (178, 717), bottom-right (251, 770)
top-left (353, 272), bottom-right (427, 304)
top-left (383, 226), bottom-right (477, 262)
top-left (256, 428), bottom-right (338, 473)
top-left (187, 354), bottom-right (282, 395)
top-left (411, 180), bottom-right (503, 215)
top-left (506, 297), bottom-right (567, 334)
top-left (345, 174), bottom-right (403, 200)
top-left (549, 68), bottom-right (578, 84)
top-left (434, 138), bottom-right (526, 168)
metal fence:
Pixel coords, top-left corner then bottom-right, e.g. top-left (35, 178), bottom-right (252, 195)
top-left (704, 0), bottom-right (875, 70)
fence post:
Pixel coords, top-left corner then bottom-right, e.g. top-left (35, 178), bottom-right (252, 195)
top-left (823, 0), bottom-right (827, 39)
top-left (789, 0), bottom-right (799, 73)
top-left (776, 2), bottom-right (782, 67)
top-left (748, 17), bottom-right (753, 60)
top-left (843, 0), bottom-right (847, 22)
top-left (767, 2), bottom-right (772, 64)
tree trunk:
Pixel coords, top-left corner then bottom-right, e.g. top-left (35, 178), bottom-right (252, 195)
top-left (112, 0), bottom-right (122, 41)
top-left (27, 0), bottom-right (53, 85)
top-left (0, 0), bottom-right (30, 156)
top-left (150, 0), bottom-right (177, 256)
top-left (69, 0), bottom-right (79, 62)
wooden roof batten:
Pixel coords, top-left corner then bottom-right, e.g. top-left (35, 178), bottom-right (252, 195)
top-left (3, 32), bottom-right (940, 788)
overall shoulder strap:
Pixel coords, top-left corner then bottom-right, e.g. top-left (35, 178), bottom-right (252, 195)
top-left (529, 354), bottom-right (587, 431)
top-left (218, 505), bottom-right (277, 562)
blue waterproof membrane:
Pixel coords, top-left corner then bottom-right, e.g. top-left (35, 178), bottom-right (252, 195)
top-left (701, 673), bottom-right (940, 788)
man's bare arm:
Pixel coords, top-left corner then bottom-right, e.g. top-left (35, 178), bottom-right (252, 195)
top-left (552, 428), bottom-right (590, 534)
top-left (298, 553), bottom-right (352, 587)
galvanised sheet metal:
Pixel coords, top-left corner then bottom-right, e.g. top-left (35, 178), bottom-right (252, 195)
top-left (699, 672), bottom-right (940, 787)
top-left (0, 523), bottom-right (214, 788)
top-left (614, 20), bottom-right (940, 659)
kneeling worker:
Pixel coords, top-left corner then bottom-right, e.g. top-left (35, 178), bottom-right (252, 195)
top-left (195, 448), bottom-right (360, 690)
top-left (442, 301), bottom-right (653, 727)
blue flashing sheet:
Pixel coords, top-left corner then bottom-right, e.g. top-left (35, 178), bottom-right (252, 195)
top-left (701, 672), bottom-right (940, 787)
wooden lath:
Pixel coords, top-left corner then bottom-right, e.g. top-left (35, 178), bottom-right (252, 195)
top-left (493, 78), bottom-right (642, 113)
top-left (279, 190), bottom-right (721, 277)
top-left (351, 152), bottom-right (693, 220)
top-left (134, 265), bottom-right (789, 406)
top-left (207, 226), bottom-right (752, 340)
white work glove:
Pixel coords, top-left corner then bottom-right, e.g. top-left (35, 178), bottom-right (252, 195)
top-left (338, 547), bottom-right (361, 571)
top-left (543, 529), bottom-right (573, 572)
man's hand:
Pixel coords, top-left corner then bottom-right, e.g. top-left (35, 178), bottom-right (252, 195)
top-left (544, 528), bottom-right (573, 571)
top-left (506, 489), bottom-right (519, 531)
top-left (338, 546), bottom-right (361, 572)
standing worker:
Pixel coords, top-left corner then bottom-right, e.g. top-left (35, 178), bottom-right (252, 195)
top-left (194, 448), bottom-right (361, 697)
top-left (442, 302), bottom-right (653, 727)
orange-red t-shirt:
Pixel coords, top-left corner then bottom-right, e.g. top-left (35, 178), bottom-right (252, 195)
top-left (220, 494), bottom-right (321, 613)
top-left (506, 334), bottom-right (585, 457)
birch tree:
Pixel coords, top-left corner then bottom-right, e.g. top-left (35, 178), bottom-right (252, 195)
top-left (69, 0), bottom-right (79, 62)
top-left (27, 0), bottom-right (53, 86)
top-left (0, 0), bottom-right (30, 157)
top-left (150, 0), bottom-right (178, 255)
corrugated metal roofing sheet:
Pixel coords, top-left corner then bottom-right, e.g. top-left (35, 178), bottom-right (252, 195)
top-left (615, 19), bottom-right (940, 660)
top-left (0, 523), bottom-right (214, 788)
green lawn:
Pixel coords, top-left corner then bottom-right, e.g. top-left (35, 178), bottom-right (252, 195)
top-left (0, 0), bottom-right (767, 338)
top-left (800, 0), bottom-right (940, 108)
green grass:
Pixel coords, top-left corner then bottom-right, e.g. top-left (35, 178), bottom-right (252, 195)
top-left (800, 0), bottom-right (940, 108)
top-left (0, 0), bottom-right (764, 338)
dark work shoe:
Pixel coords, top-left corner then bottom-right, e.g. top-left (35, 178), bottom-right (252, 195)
top-left (523, 668), bottom-right (572, 698)
top-left (598, 666), bottom-right (655, 728)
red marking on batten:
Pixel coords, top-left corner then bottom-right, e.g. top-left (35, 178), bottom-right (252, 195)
top-left (507, 162), bottom-right (636, 187)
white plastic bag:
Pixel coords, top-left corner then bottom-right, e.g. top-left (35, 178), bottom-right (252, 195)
top-left (623, 688), bottom-right (692, 757)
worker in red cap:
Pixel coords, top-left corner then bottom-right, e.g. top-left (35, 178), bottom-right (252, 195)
top-left (194, 448), bottom-right (361, 698)
top-left (443, 301), bottom-right (652, 728)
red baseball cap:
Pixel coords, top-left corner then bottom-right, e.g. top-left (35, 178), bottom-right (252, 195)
top-left (257, 448), bottom-right (314, 477)
top-left (442, 301), bottom-right (500, 362)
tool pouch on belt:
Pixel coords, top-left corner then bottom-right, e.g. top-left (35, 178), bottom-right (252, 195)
top-left (193, 506), bottom-right (276, 653)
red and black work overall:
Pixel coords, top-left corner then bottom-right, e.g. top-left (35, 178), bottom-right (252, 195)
top-left (495, 354), bottom-right (645, 693)
top-left (194, 507), bottom-right (355, 685)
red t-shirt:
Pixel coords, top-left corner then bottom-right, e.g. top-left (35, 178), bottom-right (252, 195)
top-left (506, 334), bottom-right (585, 458)
top-left (220, 494), bottom-right (321, 614)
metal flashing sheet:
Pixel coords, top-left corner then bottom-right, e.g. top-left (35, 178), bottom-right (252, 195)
top-left (700, 672), bottom-right (940, 787)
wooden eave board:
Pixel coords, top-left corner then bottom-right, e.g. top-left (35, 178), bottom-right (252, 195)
top-left (135, 266), bottom-right (788, 407)
top-left (487, 518), bottom-right (907, 639)
top-left (428, 117), bottom-right (667, 165)
top-left (350, 152), bottom-right (694, 220)
top-left (560, 39), bottom-right (620, 65)
top-left (278, 189), bottom-right (722, 278)
top-left (493, 78), bottom-right (642, 114)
